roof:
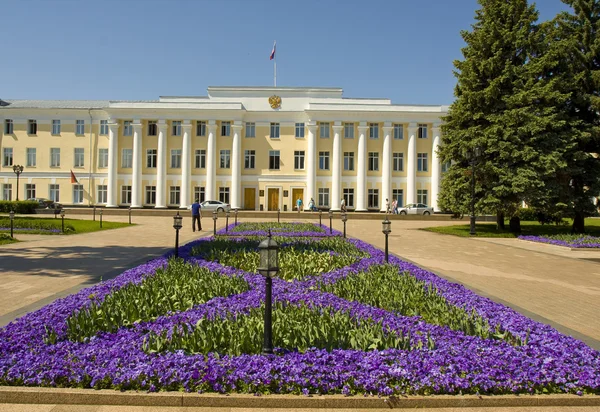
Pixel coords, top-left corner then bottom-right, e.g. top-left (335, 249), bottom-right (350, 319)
top-left (0, 100), bottom-right (110, 109)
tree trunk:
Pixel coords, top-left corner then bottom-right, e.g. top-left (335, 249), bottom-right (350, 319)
top-left (509, 216), bottom-right (521, 233)
top-left (496, 211), bottom-right (505, 230)
top-left (571, 211), bottom-right (585, 234)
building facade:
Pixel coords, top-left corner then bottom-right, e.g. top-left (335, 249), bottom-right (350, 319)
top-left (0, 87), bottom-right (448, 211)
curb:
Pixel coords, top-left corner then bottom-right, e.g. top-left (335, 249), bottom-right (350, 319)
top-left (0, 387), bottom-right (599, 408)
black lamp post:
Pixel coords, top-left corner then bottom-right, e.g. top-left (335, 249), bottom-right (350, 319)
top-left (99, 208), bottom-right (103, 228)
top-left (277, 208), bottom-right (280, 223)
top-left (257, 230), bottom-right (279, 355)
top-left (12, 165), bottom-right (24, 201)
top-left (128, 206), bottom-right (132, 225)
top-left (328, 210), bottom-right (333, 234)
top-left (234, 209), bottom-right (238, 225)
top-left (173, 212), bottom-right (183, 258)
top-left (319, 210), bottom-right (322, 227)
top-left (60, 209), bottom-right (65, 233)
top-left (225, 211), bottom-right (230, 233)
top-left (382, 217), bottom-right (391, 262)
top-left (9, 210), bottom-right (14, 238)
top-left (212, 210), bottom-right (218, 235)
top-left (341, 212), bottom-right (347, 238)
top-left (467, 147), bottom-right (481, 236)
top-left (93, 206), bottom-right (96, 221)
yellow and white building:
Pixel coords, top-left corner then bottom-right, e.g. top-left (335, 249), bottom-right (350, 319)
top-left (0, 86), bottom-right (448, 211)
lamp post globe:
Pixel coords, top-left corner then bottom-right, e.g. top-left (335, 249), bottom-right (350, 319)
top-left (173, 212), bottom-right (183, 258)
top-left (257, 231), bottom-right (279, 355)
top-left (382, 217), bottom-right (392, 262)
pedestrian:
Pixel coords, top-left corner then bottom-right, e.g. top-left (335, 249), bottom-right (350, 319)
top-left (340, 197), bottom-right (346, 212)
top-left (392, 199), bottom-right (398, 214)
top-left (385, 198), bottom-right (390, 214)
top-left (296, 197), bottom-right (303, 212)
top-left (190, 198), bottom-right (202, 232)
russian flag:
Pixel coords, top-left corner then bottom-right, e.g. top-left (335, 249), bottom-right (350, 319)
top-left (270, 41), bottom-right (276, 60)
top-left (70, 169), bottom-right (78, 184)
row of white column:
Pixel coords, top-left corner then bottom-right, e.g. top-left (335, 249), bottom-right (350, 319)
top-left (106, 119), bottom-right (441, 211)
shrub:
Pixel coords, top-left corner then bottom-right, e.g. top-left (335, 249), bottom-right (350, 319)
top-left (0, 201), bottom-right (38, 214)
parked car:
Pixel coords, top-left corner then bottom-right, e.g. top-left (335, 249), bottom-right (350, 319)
top-left (200, 200), bottom-right (231, 213)
top-left (397, 203), bottom-right (433, 215)
top-left (27, 198), bottom-right (63, 214)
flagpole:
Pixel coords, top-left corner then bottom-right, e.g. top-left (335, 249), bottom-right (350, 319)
top-left (274, 49), bottom-right (277, 87)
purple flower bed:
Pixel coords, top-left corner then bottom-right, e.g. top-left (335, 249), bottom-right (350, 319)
top-left (0, 223), bottom-right (599, 396)
top-left (519, 235), bottom-right (600, 248)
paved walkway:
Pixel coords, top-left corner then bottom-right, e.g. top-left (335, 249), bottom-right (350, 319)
top-left (1, 213), bottom-right (600, 352)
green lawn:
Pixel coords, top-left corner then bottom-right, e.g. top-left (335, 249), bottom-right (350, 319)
top-left (0, 234), bottom-right (18, 245)
top-left (423, 219), bottom-right (600, 238)
top-left (0, 216), bottom-right (131, 235)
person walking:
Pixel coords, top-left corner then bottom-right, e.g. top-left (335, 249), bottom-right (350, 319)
top-left (392, 199), bottom-right (398, 215)
top-left (385, 198), bottom-right (390, 214)
top-left (340, 197), bottom-right (346, 213)
top-left (296, 197), bottom-right (303, 213)
top-left (191, 198), bottom-right (202, 232)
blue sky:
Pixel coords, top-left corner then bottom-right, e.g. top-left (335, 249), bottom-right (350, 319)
top-left (1, 0), bottom-right (571, 105)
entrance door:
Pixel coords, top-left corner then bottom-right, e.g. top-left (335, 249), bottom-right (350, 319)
top-left (292, 188), bottom-right (303, 211)
top-left (268, 188), bottom-right (279, 211)
top-left (244, 188), bottom-right (256, 210)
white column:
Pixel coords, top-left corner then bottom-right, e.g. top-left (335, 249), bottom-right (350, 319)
top-left (155, 121), bottom-right (167, 208)
top-left (305, 122), bottom-right (317, 207)
top-left (180, 121), bottom-right (192, 208)
top-left (407, 123), bottom-right (417, 204)
top-left (331, 122), bottom-right (343, 211)
top-left (356, 122), bottom-right (368, 211)
top-left (381, 123), bottom-right (392, 212)
top-left (431, 125), bottom-right (441, 212)
top-left (131, 121), bottom-right (143, 208)
top-left (206, 121), bottom-right (217, 201)
top-left (231, 122), bottom-right (242, 209)
top-left (106, 121), bottom-right (119, 207)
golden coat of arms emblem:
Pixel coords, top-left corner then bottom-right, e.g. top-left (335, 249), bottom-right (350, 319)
top-left (268, 95), bottom-right (281, 109)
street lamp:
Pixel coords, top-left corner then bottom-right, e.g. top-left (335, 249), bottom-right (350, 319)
top-left (128, 206), bottom-right (132, 225)
top-left (234, 209), bottom-right (238, 225)
top-left (466, 147), bottom-right (481, 236)
top-left (12, 165), bottom-right (24, 201)
top-left (382, 217), bottom-right (391, 262)
top-left (257, 230), bottom-right (279, 355)
top-left (319, 210), bottom-right (322, 227)
top-left (212, 210), bottom-right (218, 235)
top-left (277, 208), bottom-right (280, 224)
top-left (9, 210), bottom-right (14, 238)
top-left (328, 210), bottom-right (333, 234)
top-left (225, 211), bottom-right (230, 233)
top-left (341, 212), bottom-right (347, 238)
top-left (93, 205), bottom-right (96, 221)
top-left (173, 212), bottom-right (183, 258)
top-left (99, 208), bottom-right (103, 228)
top-left (60, 209), bottom-right (65, 233)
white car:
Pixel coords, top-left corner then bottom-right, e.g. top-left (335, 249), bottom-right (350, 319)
top-left (397, 203), bottom-right (433, 215)
top-left (200, 200), bottom-right (231, 213)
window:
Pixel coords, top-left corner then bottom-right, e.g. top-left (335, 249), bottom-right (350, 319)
top-left (100, 120), bottom-right (108, 135)
top-left (76, 120), bottom-right (85, 135)
top-left (146, 149), bottom-right (157, 168)
top-left (245, 122), bottom-right (255, 138)
top-left (171, 149), bottom-right (182, 168)
top-left (49, 184), bottom-right (60, 202)
top-left (344, 123), bottom-right (354, 139)
top-left (74, 148), bottom-right (85, 167)
top-left (194, 149), bottom-right (206, 169)
top-left (2, 148), bottom-right (13, 167)
top-left (148, 121), bottom-right (157, 136)
top-left (269, 150), bottom-right (280, 170)
top-left (169, 186), bottom-right (181, 205)
top-left (393, 124), bottom-right (404, 140)
top-left (52, 120), bottom-right (61, 135)
top-left (196, 121), bottom-right (206, 137)
top-left (121, 148), bottom-right (132, 168)
top-left (319, 151), bottom-right (330, 170)
top-left (4, 119), bottom-right (13, 134)
top-left (25, 184), bottom-right (36, 200)
top-left (417, 153), bottom-right (428, 172)
top-left (368, 189), bottom-right (379, 209)
top-left (73, 184), bottom-right (84, 204)
top-left (294, 150), bottom-right (305, 170)
top-left (418, 124), bottom-right (428, 139)
top-left (121, 185), bottom-right (132, 204)
top-left (244, 150), bottom-right (255, 169)
top-left (442, 161), bottom-right (451, 173)
top-left (221, 121), bottom-right (230, 136)
top-left (145, 186), bottom-right (156, 204)
top-left (97, 185), bottom-right (108, 204)
top-left (318, 188), bottom-right (330, 207)
top-left (2, 184), bottom-right (12, 201)
top-left (393, 189), bottom-right (404, 208)
top-left (369, 123), bottom-right (379, 139)
top-left (343, 188), bottom-right (355, 208)
top-left (194, 186), bottom-right (205, 203)
top-left (123, 121), bottom-right (133, 136)
top-left (219, 187), bottom-right (230, 204)
top-left (220, 149), bottom-right (231, 169)
top-left (344, 152), bottom-right (354, 171)
top-left (319, 122), bottom-right (330, 138)
top-left (98, 148), bottom-right (108, 168)
top-left (50, 148), bottom-right (61, 167)
top-left (26, 148), bottom-right (36, 167)
top-left (417, 189), bottom-right (428, 205)
top-left (295, 123), bottom-right (305, 138)
top-left (368, 152), bottom-right (379, 171)
top-left (28, 119), bottom-right (37, 134)
top-left (270, 122), bottom-right (280, 139)
top-left (393, 153), bottom-right (404, 172)
top-left (172, 121), bottom-right (182, 136)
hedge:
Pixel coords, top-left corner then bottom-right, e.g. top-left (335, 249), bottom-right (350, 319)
top-left (0, 201), bottom-right (39, 214)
